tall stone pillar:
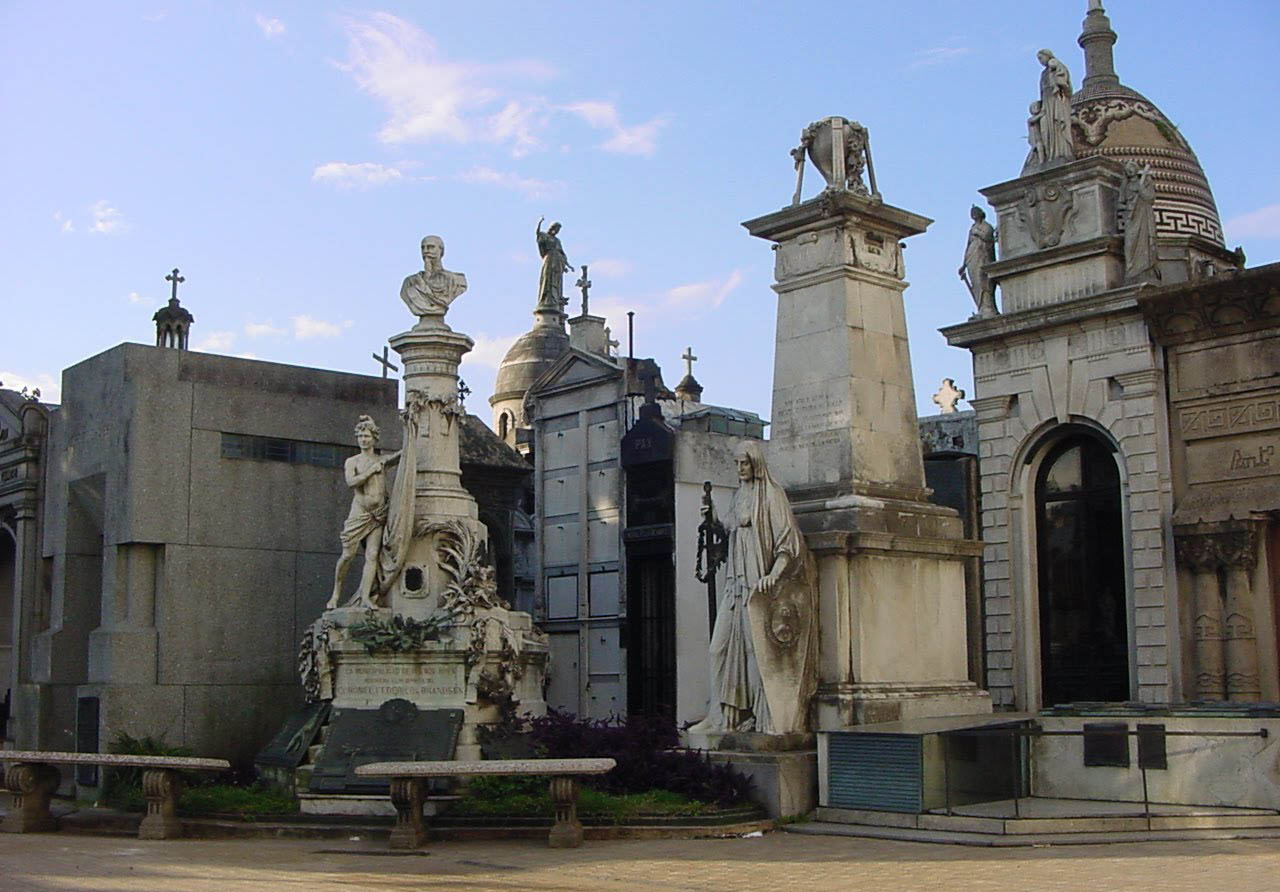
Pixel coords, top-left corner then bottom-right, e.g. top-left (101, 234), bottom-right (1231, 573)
top-left (1222, 527), bottom-right (1261, 702)
top-left (744, 182), bottom-right (990, 728)
top-left (385, 324), bottom-right (483, 619)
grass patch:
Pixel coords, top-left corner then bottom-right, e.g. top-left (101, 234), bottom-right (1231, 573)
top-left (103, 784), bottom-right (298, 817)
top-left (446, 775), bottom-right (722, 822)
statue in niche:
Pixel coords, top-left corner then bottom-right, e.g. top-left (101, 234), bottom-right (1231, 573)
top-left (400, 235), bottom-right (468, 327)
top-left (1034, 50), bottom-right (1074, 165)
top-left (688, 442), bottom-right (817, 736)
top-left (1120, 160), bottom-right (1161, 284)
top-left (535, 218), bottom-right (573, 313)
top-left (959, 205), bottom-right (999, 317)
top-left (327, 416), bottom-right (401, 609)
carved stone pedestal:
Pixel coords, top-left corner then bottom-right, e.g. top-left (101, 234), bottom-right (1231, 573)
top-left (547, 776), bottom-right (584, 848)
top-left (2, 763), bottom-right (60, 833)
top-left (138, 768), bottom-right (184, 840)
top-left (389, 777), bottom-right (428, 849)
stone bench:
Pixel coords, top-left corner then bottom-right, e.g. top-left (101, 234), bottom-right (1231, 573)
top-left (1, 750), bottom-right (230, 839)
top-left (354, 757), bottom-right (616, 849)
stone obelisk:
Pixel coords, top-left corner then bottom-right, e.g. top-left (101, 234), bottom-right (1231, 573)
top-left (744, 118), bottom-right (991, 729)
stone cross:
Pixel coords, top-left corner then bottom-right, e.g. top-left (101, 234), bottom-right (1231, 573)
top-left (638, 362), bottom-right (661, 405)
top-left (165, 268), bottom-right (185, 301)
top-left (457, 378), bottom-right (471, 408)
top-left (575, 265), bottom-right (592, 316)
top-left (604, 327), bottom-right (619, 355)
top-left (371, 346), bottom-right (399, 379)
top-left (932, 378), bottom-right (966, 414)
top-left (682, 346), bottom-right (698, 378)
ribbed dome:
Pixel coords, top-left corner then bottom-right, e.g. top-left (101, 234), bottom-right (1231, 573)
top-left (1070, 3), bottom-right (1225, 247)
top-left (491, 322), bottom-right (570, 405)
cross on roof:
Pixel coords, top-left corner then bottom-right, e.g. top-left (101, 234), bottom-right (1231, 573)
top-left (682, 346), bottom-right (698, 378)
top-left (371, 346), bottom-right (399, 379)
top-left (457, 378), bottom-right (471, 408)
top-left (932, 378), bottom-right (966, 414)
top-left (575, 265), bottom-right (592, 315)
top-left (165, 268), bottom-right (185, 302)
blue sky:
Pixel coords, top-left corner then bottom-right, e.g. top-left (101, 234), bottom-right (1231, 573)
top-left (3, 1), bottom-right (1277, 425)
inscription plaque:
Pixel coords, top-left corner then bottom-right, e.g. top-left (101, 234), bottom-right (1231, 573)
top-left (309, 700), bottom-right (463, 794)
top-left (333, 656), bottom-right (467, 709)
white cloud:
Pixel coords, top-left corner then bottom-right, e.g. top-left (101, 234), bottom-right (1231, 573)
top-left (462, 334), bottom-right (519, 369)
top-left (585, 258), bottom-right (632, 278)
top-left (334, 13), bottom-right (553, 151)
top-left (312, 160), bottom-right (406, 188)
top-left (907, 45), bottom-right (973, 70)
top-left (1226, 203), bottom-right (1280, 239)
top-left (1, 370), bottom-right (59, 403)
top-left (89, 200), bottom-right (125, 235)
top-left (245, 321), bottom-right (287, 338)
top-left (194, 330), bottom-right (236, 352)
top-left (588, 269), bottom-right (745, 332)
top-left (563, 101), bottom-right (667, 156)
top-left (292, 315), bottom-right (352, 339)
top-left (127, 291), bottom-right (145, 304)
top-left (457, 166), bottom-right (562, 200)
top-left (255, 14), bottom-right (285, 38)
top-left (335, 14), bottom-right (661, 157)
top-left (53, 211), bottom-right (74, 234)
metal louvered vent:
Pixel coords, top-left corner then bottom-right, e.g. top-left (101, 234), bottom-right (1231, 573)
top-left (826, 732), bottom-right (922, 813)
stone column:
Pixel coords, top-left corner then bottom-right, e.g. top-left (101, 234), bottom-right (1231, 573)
top-left (386, 325), bottom-right (485, 619)
top-left (744, 190), bottom-right (990, 728)
top-left (1222, 527), bottom-right (1261, 702)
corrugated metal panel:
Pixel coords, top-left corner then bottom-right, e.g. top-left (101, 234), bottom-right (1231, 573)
top-left (827, 733), bottom-right (922, 813)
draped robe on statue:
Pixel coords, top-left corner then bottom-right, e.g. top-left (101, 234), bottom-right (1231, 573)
top-left (692, 443), bottom-right (816, 735)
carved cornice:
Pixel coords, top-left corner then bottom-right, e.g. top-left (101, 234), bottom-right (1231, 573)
top-left (1138, 262), bottom-right (1280, 345)
top-left (1173, 520), bottom-right (1262, 571)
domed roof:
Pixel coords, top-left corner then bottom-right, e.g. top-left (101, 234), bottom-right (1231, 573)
top-left (491, 320), bottom-right (570, 405)
top-left (1069, 2), bottom-right (1225, 247)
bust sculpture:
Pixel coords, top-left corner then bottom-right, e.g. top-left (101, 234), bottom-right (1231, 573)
top-left (400, 235), bottom-right (468, 327)
top-left (688, 441), bottom-right (817, 736)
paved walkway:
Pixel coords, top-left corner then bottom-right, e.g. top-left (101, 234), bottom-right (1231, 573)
top-left (3, 830), bottom-right (1279, 891)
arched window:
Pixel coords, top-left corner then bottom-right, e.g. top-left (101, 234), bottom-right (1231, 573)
top-left (1035, 432), bottom-right (1130, 705)
top-left (498, 412), bottom-right (510, 442)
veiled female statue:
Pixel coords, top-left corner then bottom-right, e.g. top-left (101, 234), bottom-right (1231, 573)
top-left (689, 441), bottom-right (817, 736)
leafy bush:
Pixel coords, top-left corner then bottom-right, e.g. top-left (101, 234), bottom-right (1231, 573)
top-left (102, 732), bottom-right (198, 807)
top-left (522, 710), bottom-right (754, 806)
top-left (452, 775), bottom-right (718, 820)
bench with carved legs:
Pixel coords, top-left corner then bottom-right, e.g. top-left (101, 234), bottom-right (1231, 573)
top-left (1, 750), bottom-right (230, 839)
top-left (354, 758), bottom-right (616, 849)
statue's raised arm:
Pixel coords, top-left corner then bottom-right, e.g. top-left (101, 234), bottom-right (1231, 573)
top-left (535, 218), bottom-right (571, 313)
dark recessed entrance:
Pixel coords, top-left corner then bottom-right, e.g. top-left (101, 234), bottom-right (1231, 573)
top-left (1035, 432), bottom-right (1130, 705)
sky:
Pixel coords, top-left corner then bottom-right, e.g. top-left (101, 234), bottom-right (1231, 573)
top-left (3, 1), bottom-right (1278, 427)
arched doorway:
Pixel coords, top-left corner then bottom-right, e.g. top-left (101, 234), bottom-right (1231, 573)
top-left (1035, 432), bottom-right (1130, 705)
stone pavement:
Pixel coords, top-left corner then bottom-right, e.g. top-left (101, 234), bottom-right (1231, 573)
top-left (3, 830), bottom-right (1279, 891)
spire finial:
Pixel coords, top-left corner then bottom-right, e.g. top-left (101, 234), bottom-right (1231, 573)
top-left (1079, 0), bottom-right (1119, 91)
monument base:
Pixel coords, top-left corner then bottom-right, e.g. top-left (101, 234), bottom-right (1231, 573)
top-left (706, 749), bottom-right (817, 819)
top-left (815, 681), bottom-right (993, 729)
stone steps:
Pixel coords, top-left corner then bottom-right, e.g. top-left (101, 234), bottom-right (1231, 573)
top-left (788, 820), bottom-right (1280, 847)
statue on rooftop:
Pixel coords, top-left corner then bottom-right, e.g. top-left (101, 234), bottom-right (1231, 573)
top-left (688, 442), bottom-right (817, 736)
top-left (400, 235), bottom-right (468, 327)
top-left (1121, 160), bottom-right (1161, 284)
top-left (959, 205), bottom-right (999, 317)
top-left (535, 218), bottom-right (573, 314)
top-left (1035, 50), bottom-right (1075, 165)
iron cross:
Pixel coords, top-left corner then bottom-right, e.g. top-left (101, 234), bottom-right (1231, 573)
top-left (682, 346), bottom-right (698, 377)
top-left (371, 346), bottom-right (399, 379)
top-left (165, 268), bottom-right (185, 301)
top-left (575, 265), bottom-right (592, 315)
top-left (457, 378), bottom-right (471, 408)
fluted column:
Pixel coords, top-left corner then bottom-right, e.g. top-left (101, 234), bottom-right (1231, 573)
top-left (1222, 528), bottom-right (1261, 702)
top-left (1176, 535), bottom-right (1226, 700)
